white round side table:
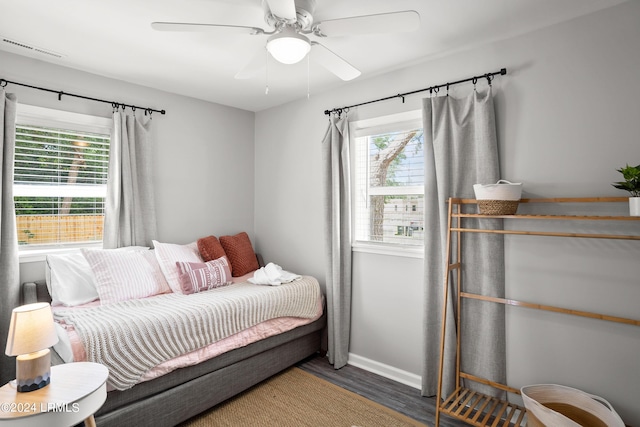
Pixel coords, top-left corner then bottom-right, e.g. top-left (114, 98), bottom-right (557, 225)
top-left (0, 362), bottom-right (108, 427)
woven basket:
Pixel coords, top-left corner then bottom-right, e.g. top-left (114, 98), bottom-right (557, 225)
top-left (521, 384), bottom-right (625, 427)
top-left (473, 180), bottom-right (522, 201)
top-left (477, 200), bottom-right (519, 215)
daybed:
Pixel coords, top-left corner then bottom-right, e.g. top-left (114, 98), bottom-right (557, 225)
top-left (21, 238), bottom-right (326, 427)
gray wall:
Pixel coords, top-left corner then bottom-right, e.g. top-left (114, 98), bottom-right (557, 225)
top-left (0, 50), bottom-right (256, 283)
top-left (255, 1), bottom-right (640, 424)
top-left (2, 1), bottom-right (639, 423)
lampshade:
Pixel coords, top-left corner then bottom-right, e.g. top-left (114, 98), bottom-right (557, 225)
top-left (5, 302), bottom-right (58, 356)
top-left (266, 27), bottom-right (311, 65)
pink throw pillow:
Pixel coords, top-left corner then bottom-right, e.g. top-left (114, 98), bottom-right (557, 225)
top-left (176, 257), bottom-right (232, 294)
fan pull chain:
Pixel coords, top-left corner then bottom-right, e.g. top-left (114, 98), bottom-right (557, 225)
top-left (265, 49), bottom-right (269, 95)
top-left (307, 54), bottom-right (310, 100)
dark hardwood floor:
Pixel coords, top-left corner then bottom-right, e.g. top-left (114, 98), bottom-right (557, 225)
top-left (297, 354), bottom-right (468, 427)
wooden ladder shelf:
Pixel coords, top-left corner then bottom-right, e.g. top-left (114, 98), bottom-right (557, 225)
top-left (434, 197), bottom-right (640, 427)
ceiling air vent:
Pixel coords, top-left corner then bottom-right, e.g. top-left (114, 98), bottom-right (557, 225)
top-left (1, 37), bottom-right (64, 59)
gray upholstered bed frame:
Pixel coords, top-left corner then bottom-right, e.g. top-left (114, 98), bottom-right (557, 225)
top-left (22, 277), bottom-right (326, 426)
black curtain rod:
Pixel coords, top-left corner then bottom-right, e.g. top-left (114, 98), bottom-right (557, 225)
top-left (0, 78), bottom-right (166, 115)
top-left (324, 67), bottom-right (507, 116)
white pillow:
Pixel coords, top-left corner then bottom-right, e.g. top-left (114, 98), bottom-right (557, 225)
top-left (46, 252), bottom-right (99, 307)
top-left (152, 240), bottom-right (203, 293)
top-left (81, 248), bottom-right (170, 305)
top-left (45, 246), bottom-right (150, 306)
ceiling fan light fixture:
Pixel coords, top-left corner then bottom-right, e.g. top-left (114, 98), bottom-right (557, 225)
top-left (266, 28), bottom-right (311, 65)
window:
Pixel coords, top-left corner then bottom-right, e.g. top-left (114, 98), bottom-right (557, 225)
top-left (14, 105), bottom-right (111, 252)
top-left (351, 111), bottom-right (424, 254)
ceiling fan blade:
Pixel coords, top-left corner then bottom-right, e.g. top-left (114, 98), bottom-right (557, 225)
top-left (314, 11), bottom-right (420, 37)
top-left (265, 0), bottom-right (297, 21)
top-left (235, 47), bottom-right (267, 79)
top-left (151, 22), bottom-right (263, 35)
top-left (310, 43), bottom-right (361, 81)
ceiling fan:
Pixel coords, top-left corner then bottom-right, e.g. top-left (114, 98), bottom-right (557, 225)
top-left (151, 0), bottom-right (420, 81)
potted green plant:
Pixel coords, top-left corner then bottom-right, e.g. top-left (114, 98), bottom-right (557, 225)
top-left (612, 164), bottom-right (640, 216)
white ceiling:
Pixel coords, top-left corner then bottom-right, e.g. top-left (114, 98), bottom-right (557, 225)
top-left (0, 0), bottom-right (627, 112)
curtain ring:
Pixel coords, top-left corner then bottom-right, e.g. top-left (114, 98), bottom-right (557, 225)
top-left (472, 77), bottom-right (478, 90)
top-left (0, 79), bottom-right (7, 88)
top-left (486, 74), bottom-right (493, 86)
top-left (446, 83), bottom-right (450, 96)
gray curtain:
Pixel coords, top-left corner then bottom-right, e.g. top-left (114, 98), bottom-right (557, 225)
top-left (103, 111), bottom-right (157, 248)
top-left (321, 114), bottom-right (352, 369)
top-left (421, 89), bottom-right (506, 399)
top-left (0, 90), bottom-right (19, 385)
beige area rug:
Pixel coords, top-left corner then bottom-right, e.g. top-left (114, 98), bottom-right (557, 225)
top-left (180, 367), bottom-right (426, 427)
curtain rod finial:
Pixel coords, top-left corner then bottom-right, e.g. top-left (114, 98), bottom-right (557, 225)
top-left (500, 68), bottom-right (507, 75)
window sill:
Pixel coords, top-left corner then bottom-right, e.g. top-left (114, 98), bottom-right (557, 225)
top-left (352, 242), bottom-right (424, 259)
top-left (18, 243), bottom-right (102, 263)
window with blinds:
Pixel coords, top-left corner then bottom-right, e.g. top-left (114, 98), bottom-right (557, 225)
top-left (14, 105), bottom-right (111, 249)
top-left (351, 112), bottom-right (424, 247)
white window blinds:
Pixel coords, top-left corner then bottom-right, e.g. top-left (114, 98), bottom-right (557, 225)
top-left (352, 114), bottom-right (425, 246)
top-left (14, 105), bottom-right (111, 248)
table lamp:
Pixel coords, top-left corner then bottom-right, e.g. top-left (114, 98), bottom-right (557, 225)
top-left (5, 302), bottom-right (59, 392)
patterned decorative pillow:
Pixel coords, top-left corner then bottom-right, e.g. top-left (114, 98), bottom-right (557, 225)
top-left (81, 248), bottom-right (170, 304)
top-left (219, 232), bottom-right (260, 277)
top-left (153, 240), bottom-right (204, 293)
top-left (176, 257), bottom-right (232, 294)
top-left (197, 235), bottom-right (227, 262)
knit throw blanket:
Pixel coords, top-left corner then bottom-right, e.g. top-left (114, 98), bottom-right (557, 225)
top-left (54, 276), bottom-right (321, 390)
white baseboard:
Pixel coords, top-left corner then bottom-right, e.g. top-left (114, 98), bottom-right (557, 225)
top-left (347, 353), bottom-right (422, 390)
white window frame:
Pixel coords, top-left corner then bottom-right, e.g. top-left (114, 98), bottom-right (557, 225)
top-left (15, 104), bottom-right (112, 262)
top-left (349, 110), bottom-right (424, 259)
